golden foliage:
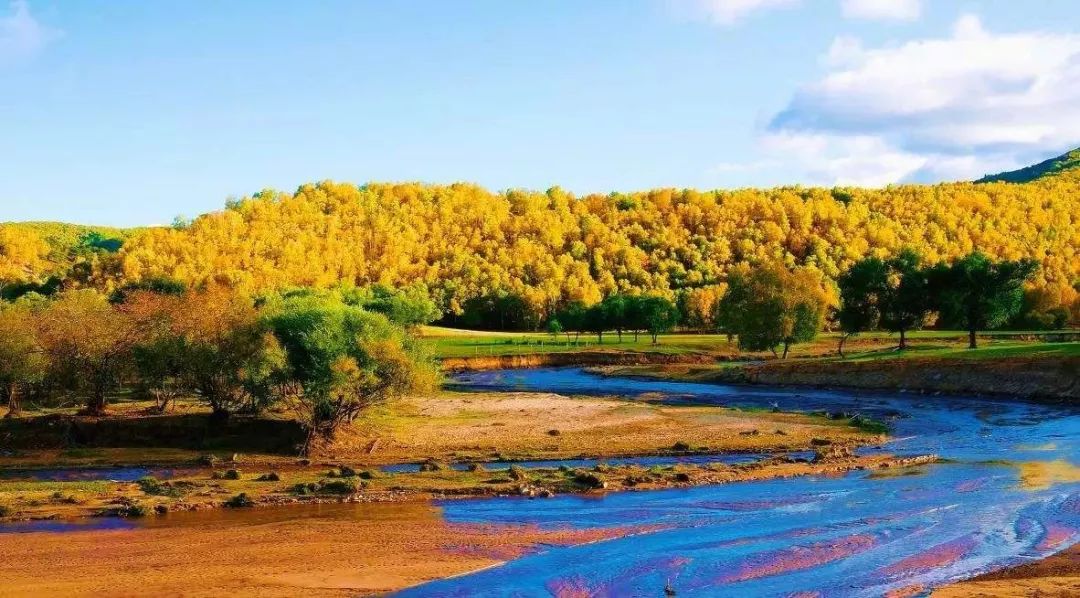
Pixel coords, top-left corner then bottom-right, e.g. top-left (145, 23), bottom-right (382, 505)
top-left (84, 173), bottom-right (1080, 318)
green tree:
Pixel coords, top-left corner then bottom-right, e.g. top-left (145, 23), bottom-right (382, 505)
top-left (879, 250), bottom-right (932, 350)
top-left (0, 301), bottom-right (48, 417)
top-left (584, 303), bottom-right (609, 343)
top-left (546, 318), bottom-right (563, 339)
top-left (344, 283), bottom-right (441, 328)
top-left (929, 252), bottom-right (1038, 349)
top-left (168, 288), bottom-right (285, 418)
top-left (716, 265), bottom-right (828, 358)
top-left (836, 257), bottom-right (887, 357)
top-left (600, 294), bottom-right (630, 342)
top-left (554, 301), bottom-right (587, 342)
top-left (265, 295), bottom-right (437, 454)
top-left (638, 296), bottom-right (679, 344)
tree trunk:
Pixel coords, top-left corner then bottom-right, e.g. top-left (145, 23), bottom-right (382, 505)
top-left (837, 334), bottom-right (848, 358)
top-left (782, 342), bottom-right (790, 359)
top-left (597, 331), bottom-right (603, 344)
top-left (3, 384), bottom-right (20, 418)
top-left (968, 327), bottom-right (977, 349)
top-left (85, 391), bottom-right (107, 416)
top-left (899, 328), bottom-right (907, 350)
top-left (617, 329), bottom-right (623, 342)
top-left (651, 331), bottom-right (659, 344)
top-left (634, 330), bottom-right (639, 342)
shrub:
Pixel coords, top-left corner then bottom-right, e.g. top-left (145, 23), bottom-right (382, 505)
top-left (225, 493), bottom-right (255, 508)
top-left (223, 469), bottom-right (242, 480)
top-left (672, 441), bottom-right (691, 452)
top-left (0, 505), bottom-right (10, 517)
top-left (572, 471), bottom-right (605, 489)
top-left (338, 466), bottom-right (357, 477)
top-left (123, 503), bottom-right (149, 517)
top-left (137, 476), bottom-right (182, 497)
top-left (508, 465), bottom-right (527, 481)
top-left (318, 479), bottom-right (358, 494)
top-left (256, 472), bottom-right (280, 482)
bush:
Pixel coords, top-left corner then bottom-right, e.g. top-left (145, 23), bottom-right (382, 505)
top-left (338, 465), bottom-right (357, 477)
top-left (671, 441), bottom-right (691, 452)
top-left (225, 493), bottom-right (255, 508)
top-left (223, 469), bottom-right (242, 480)
top-left (122, 503), bottom-right (149, 517)
top-left (256, 472), bottom-right (280, 482)
top-left (572, 471), bottom-right (605, 489)
top-left (318, 479), bottom-right (359, 494)
top-left (137, 476), bottom-right (182, 497)
top-left (508, 465), bottom-right (528, 481)
top-left (0, 505), bottom-right (10, 517)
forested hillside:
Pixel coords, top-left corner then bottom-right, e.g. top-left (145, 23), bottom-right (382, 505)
top-left (3, 172), bottom-right (1079, 326)
top-left (978, 148), bottom-right (1080, 183)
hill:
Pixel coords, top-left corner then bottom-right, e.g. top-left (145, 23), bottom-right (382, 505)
top-left (977, 147), bottom-right (1080, 183)
top-left (0, 221), bottom-right (139, 255)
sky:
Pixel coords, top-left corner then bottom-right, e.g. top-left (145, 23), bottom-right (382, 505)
top-left (1, 0), bottom-right (1078, 227)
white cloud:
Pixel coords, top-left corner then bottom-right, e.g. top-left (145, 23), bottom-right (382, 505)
top-left (753, 15), bottom-right (1080, 185)
top-left (841, 0), bottom-right (921, 22)
top-left (0, 0), bottom-right (59, 66)
top-left (684, 0), bottom-right (801, 26)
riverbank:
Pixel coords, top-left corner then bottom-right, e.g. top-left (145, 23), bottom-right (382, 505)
top-left (588, 351), bottom-right (1080, 402)
top-left (0, 389), bottom-right (889, 522)
top-left (0, 501), bottom-right (664, 597)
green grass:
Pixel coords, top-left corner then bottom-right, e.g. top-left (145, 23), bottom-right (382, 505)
top-left (422, 325), bottom-right (1078, 360)
top-left (835, 341), bottom-right (1080, 363)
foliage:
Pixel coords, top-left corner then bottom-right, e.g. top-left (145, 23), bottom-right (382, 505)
top-left (33, 290), bottom-right (172, 414)
top-left (977, 147), bottom-right (1080, 183)
top-left (0, 301), bottom-right (48, 416)
top-left (877, 250), bottom-right (932, 349)
top-left (637, 295), bottom-right (680, 343)
top-left (264, 295), bottom-right (438, 452)
top-left (836, 257), bottom-right (885, 356)
top-left (928, 252), bottom-right (1039, 348)
top-left (716, 265), bottom-right (829, 357)
top-left (102, 176), bottom-right (1078, 326)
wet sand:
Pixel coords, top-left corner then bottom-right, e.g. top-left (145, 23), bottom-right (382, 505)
top-left (933, 544), bottom-right (1080, 597)
top-left (0, 501), bottom-right (654, 597)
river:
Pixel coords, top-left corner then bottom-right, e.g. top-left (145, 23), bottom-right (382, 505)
top-left (2, 367), bottom-right (1077, 596)
top-left (395, 367), bottom-right (1079, 597)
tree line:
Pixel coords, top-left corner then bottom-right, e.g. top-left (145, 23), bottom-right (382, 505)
top-left (532, 251), bottom-right (1039, 358)
top-left (2, 171), bottom-right (1077, 329)
top-left (0, 286), bottom-right (438, 453)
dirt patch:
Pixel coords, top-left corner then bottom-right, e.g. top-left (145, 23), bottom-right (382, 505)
top-left (327, 390), bottom-right (877, 463)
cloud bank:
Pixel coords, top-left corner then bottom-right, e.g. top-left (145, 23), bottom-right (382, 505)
top-left (761, 15), bottom-right (1080, 185)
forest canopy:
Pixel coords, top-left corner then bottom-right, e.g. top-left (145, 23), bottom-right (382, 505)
top-left (3, 170), bottom-right (1079, 326)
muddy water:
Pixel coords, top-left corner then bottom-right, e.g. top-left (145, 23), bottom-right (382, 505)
top-left (396, 368), bottom-right (1080, 597)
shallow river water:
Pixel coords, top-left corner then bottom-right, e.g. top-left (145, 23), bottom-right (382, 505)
top-left (1, 367), bottom-right (1076, 596)
top-left (395, 368), bottom-right (1080, 597)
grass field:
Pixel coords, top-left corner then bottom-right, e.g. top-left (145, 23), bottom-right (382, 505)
top-left (420, 326), bottom-right (1080, 360)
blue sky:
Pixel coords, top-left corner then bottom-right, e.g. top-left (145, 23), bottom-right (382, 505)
top-left (1, 0), bottom-right (1078, 226)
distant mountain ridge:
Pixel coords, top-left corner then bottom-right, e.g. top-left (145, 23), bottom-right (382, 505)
top-left (977, 147), bottom-right (1080, 183)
